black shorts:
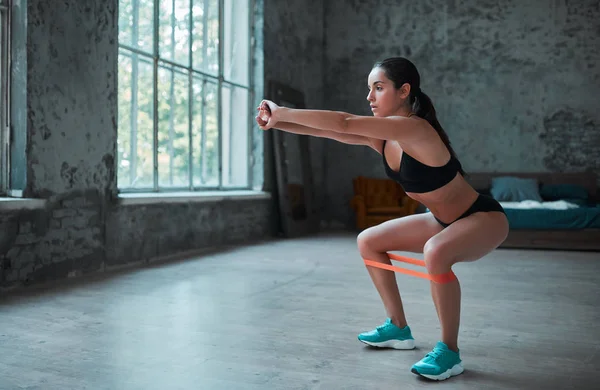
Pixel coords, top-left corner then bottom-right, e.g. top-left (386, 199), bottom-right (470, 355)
top-left (434, 194), bottom-right (506, 228)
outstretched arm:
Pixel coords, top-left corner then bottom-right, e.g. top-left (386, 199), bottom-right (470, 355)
top-left (260, 100), bottom-right (422, 141)
top-left (275, 122), bottom-right (368, 144)
top-left (256, 114), bottom-right (381, 150)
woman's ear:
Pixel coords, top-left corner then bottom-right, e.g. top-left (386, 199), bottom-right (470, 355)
top-left (398, 82), bottom-right (412, 99)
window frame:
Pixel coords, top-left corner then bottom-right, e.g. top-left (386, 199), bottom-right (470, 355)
top-left (0, 0), bottom-right (11, 195)
top-left (117, 0), bottom-right (256, 193)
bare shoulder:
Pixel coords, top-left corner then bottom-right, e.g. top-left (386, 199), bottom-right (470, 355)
top-left (350, 115), bottom-right (431, 154)
top-left (400, 120), bottom-right (452, 164)
top-left (392, 116), bottom-right (436, 147)
top-left (391, 115), bottom-right (431, 139)
top-left (365, 117), bottom-right (428, 154)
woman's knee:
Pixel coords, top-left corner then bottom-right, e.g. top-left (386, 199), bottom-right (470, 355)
top-left (423, 238), bottom-right (454, 274)
top-left (356, 228), bottom-right (380, 258)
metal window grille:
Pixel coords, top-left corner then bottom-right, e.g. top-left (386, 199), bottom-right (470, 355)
top-left (117, 0), bottom-right (254, 192)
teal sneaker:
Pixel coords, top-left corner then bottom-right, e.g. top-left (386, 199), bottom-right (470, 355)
top-left (357, 318), bottom-right (415, 349)
top-left (411, 341), bottom-right (464, 381)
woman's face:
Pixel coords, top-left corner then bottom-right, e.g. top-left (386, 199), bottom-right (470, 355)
top-left (366, 67), bottom-right (408, 117)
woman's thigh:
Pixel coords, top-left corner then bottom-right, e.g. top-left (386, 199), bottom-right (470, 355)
top-left (357, 212), bottom-right (444, 255)
top-left (425, 211), bottom-right (509, 268)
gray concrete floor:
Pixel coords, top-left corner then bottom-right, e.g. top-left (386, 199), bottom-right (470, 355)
top-left (1, 232), bottom-right (599, 390)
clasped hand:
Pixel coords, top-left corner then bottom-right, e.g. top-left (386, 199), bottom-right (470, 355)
top-left (255, 99), bottom-right (280, 130)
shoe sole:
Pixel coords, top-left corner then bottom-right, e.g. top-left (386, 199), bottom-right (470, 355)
top-left (358, 338), bottom-right (415, 350)
top-left (411, 363), bottom-right (464, 381)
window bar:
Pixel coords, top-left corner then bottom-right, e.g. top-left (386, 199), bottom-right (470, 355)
top-left (222, 2), bottom-right (230, 187)
top-left (118, 43), bottom-right (153, 58)
top-left (130, 0), bottom-right (140, 187)
top-left (0, 5), bottom-right (5, 192)
top-left (0, 12), bottom-right (5, 192)
top-left (1, 0), bottom-right (11, 193)
top-left (6, 0), bottom-right (10, 192)
top-left (217, 0), bottom-right (224, 189)
top-left (153, 0), bottom-right (160, 191)
top-left (199, 78), bottom-right (207, 184)
top-left (168, 0), bottom-right (176, 186)
top-left (226, 2), bottom-right (234, 187)
top-left (187, 0), bottom-right (193, 190)
top-left (200, 0), bottom-right (210, 185)
top-left (247, 0), bottom-right (255, 189)
top-left (200, 19), bottom-right (208, 184)
top-left (196, 68), bottom-right (246, 88)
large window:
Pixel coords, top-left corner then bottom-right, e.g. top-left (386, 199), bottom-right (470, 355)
top-left (118, 0), bottom-right (254, 191)
top-left (0, 0), bottom-right (10, 194)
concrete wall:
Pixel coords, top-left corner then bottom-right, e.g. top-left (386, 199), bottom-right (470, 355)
top-left (262, 0), bottom-right (328, 228)
top-left (0, 0), bottom-right (278, 289)
top-left (322, 0), bottom-right (600, 227)
top-left (1, 0), bottom-right (119, 286)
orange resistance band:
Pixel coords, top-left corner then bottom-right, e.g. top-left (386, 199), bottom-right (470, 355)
top-left (363, 253), bottom-right (457, 284)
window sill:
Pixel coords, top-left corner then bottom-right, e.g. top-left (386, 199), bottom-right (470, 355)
top-left (0, 197), bottom-right (46, 210)
top-left (117, 190), bottom-right (271, 206)
top-left (0, 191), bottom-right (272, 210)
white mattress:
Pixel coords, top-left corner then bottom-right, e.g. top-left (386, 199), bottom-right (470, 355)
top-left (499, 200), bottom-right (580, 210)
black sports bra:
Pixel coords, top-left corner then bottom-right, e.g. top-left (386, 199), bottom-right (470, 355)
top-left (382, 140), bottom-right (462, 193)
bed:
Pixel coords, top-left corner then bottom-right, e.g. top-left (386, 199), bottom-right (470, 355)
top-left (465, 171), bottom-right (600, 251)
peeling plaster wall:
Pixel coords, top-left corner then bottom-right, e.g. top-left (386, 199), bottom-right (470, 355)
top-left (322, 0), bottom-right (600, 227)
top-left (263, 0), bottom-right (324, 105)
top-left (263, 0), bottom-right (328, 227)
top-left (25, 0), bottom-right (117, 199)
top-left (0, 0), bottom-right (119, 286)
top-left (104, 198), bottom-right (271, 268)
top-left (1, 0), bottom-right (271, 289)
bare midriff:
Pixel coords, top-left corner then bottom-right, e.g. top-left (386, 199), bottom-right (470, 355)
top-left (406, 173), bottom-right (480, 225)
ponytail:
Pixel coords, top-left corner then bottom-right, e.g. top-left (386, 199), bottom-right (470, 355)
top-left (412, 90), bottom-right (465, 175)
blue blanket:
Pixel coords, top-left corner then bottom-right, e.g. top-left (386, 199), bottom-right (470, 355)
top-left (504, 205), bottom-right (600, 230)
